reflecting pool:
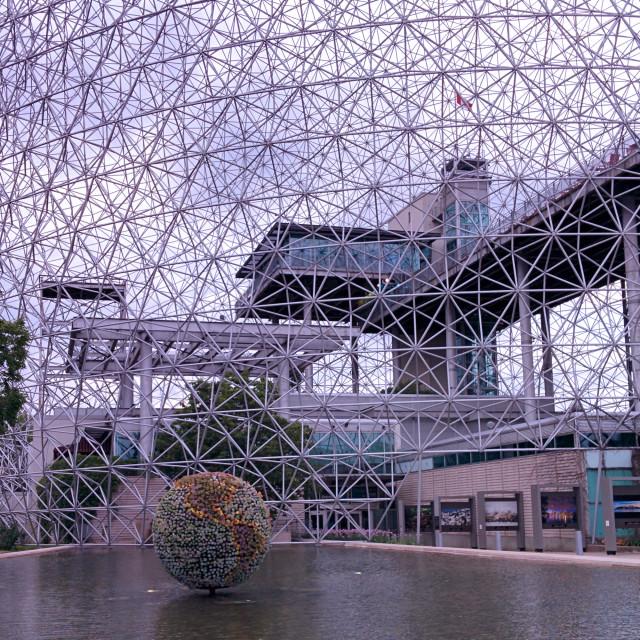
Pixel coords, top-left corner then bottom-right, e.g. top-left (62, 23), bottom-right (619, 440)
top-left (1, 545), bottom-right (639, 640)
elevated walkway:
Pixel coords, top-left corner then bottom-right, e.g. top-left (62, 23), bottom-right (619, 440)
top-left (360, 146), bottom-right (640, 330)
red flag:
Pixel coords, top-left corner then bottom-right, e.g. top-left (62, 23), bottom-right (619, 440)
top-left (456, 93), bottom-right (472, 109)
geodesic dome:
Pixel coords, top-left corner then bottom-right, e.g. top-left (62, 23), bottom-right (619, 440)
top-left (0, 1), bottom-right (639, 544)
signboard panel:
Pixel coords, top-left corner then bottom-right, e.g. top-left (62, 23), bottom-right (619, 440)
top-left (440, 501), bottom-right (472, 532)
top-left (484, 499), bottom-right (519, 530)
top-left (404, 504), bottom-right (433, 532)
top-left (613, 486), bottom-right (640, 528)
top-left (541, 491), bottom-right (578, 529)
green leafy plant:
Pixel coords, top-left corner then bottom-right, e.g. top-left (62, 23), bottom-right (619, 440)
top-left (0, 521), bottom-right (23, 550)
top-left (155, 374), bottom-right (310, 500)
top-left (0, 318), bottom-right (30, 436)
top-left (324, 528), bottom-right (398, 543)
top-left (616, 536), bottom-right (640, 547)
top-left (384, 381), bottom-right (435, 395)
top-left (36, 454), bottom-right (121, 543)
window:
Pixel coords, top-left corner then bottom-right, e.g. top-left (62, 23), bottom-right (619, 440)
top-left (283, 234), bottom-right (430, 277)
top-left (445, 200), bottom-right (489, 255)
top-left (455, 313), bottom-right (498, 396)
top-left (115, 432), bottom-right (139, 460)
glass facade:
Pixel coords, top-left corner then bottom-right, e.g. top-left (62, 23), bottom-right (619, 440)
top-left (446, 200), bottom-right (489, 255)
top-left (310, 431), bottom-right (394, 471)
top-left (456, 313), bottom-right (498, 396)
top-left (115, 432), bottom-right (140, 460)
top-left (280, 234), bottom-right (431, 277)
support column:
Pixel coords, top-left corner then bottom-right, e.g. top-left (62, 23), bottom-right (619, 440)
top-left (445, 298), bottom-right (458, 395)
top-left (303, 303), bottom-right (314, 393)
top-left (115, 371), bottom-right (134, 457)
top-left (416, 453), bottom-right (423, 545)
top-left (118, 372), bottom-right (134, 411)
top-left (138, 339), bottom-right (154, 460)
top-left (621, 198), bottom-right (640, 411)
top-left (350, 335), bottom-right (360, 394)
top-left (304, 362), bottom-right (314, 392)
top-left (517, 257), bottom-right (537, 423)
top-left (540, 304), bottom-right (555, 410)
top-left (601, 476), bottom-right (617, 555)
top-left (277, 359), bottom-right (290, 419)
top-left (397, 499), bottom-right (405, 535)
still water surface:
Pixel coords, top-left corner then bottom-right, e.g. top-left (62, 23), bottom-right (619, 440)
top-left (1, 545), bottom-right (638, 640)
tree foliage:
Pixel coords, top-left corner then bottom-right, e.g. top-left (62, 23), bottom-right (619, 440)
top-left (0, 521), bottom-right (23, 550)
top-left (36, 454), bottom-right (121, 543)
top-left (156, 375), bottom-right (311, 499)
top-left (0, 318), bottom-right (29, 435)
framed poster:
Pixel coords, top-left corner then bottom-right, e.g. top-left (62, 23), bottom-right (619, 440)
top-left (440, 501), bottom-right (472, 532)
top-left (484, 499), bottom-right (519, 530)
top-left (613, 486), bottom-right (640, 528)
top-left (541, 491), bottom-right (578, 529)
top-left (404, 504), bottom-right (433, 532)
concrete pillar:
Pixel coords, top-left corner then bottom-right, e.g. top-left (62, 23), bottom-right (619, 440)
top-left (350, 336), bottom-right (360, 394)
top-left (115, 371), bottom-right (135, 457)
top-left (540, 304), bottom-right (555, 408)
top-left (118, 371), bottom-right (134, 411)
top-left (516, 257), bottom-right (537, 423)
top-left (304, 362), bottom-right (313, 392)
top-left (621, 198), bottom-right (640, 410)
top-left (601, 476), bottom-right (617, 555)
top-left (277, 359), bottom-right (290, 419)
top-left (397, 499), bottom-right (405, 535)
top-left (574, 530), bottom-right (584, 556)
top-left (138, 339), bottom-right (154, 460)
top-left (416, 454), bottom-right (423, 545)
top-left (303, 304), bottom-right (314, 393)
top-left (445, 298), bottom-right (458, 395)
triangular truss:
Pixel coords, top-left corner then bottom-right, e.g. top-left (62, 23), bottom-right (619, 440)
top-left (1, 1), bottom-right (640, 544)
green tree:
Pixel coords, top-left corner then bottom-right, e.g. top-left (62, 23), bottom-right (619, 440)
top-left (155, 375), bottom-right (310, 500)
top-left (0, 318), bottom-right (29, 435)
top-left (36, 454), bottom-right (121, 543)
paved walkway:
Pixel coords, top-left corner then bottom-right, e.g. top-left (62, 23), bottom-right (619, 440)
top-left (0, 545), bottom-right (76, 560)
top-left (338, 540), bottom-right (640, 569)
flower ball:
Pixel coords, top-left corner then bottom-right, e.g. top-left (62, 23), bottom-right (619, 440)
top-left (153, 472), bottom-right (272, 591)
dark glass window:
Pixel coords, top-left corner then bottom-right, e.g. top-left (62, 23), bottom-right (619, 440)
top-left (284, 235), bottom-right (430, 276)
top-left (579, 433), bottom-right (598, 448)
top-left (517, 441), bottom-right (535, 456)
top-left (445, 201), bottom-right (489, 255)
top-left (608, 433), bottom-right (637, 447)
top-left (455, 312), bottom-right (498, 396)
top-left (445, 454), bottom-right (458, 467)
top-left (553, 434), bottom-right (575, 448)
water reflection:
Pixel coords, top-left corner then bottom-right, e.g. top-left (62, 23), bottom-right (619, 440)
top-left (1, 546), bottom-right (639, 640)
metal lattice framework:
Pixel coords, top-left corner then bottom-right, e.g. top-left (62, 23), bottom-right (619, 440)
top-left (1, 0), bottom-right (640, 544)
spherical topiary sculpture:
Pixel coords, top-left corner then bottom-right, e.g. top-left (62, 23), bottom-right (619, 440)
top-left (152, 472), bottom-right (271, 593)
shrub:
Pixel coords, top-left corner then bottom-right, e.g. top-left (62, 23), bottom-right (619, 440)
top-left (384, 381), bottom-right (435, 395)
top-left (36, 454), bottom-right (122, 543)
top-left (324, 528), bottom-right (398, 543)
top-left (0, 522), bottom-right (23, 550)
